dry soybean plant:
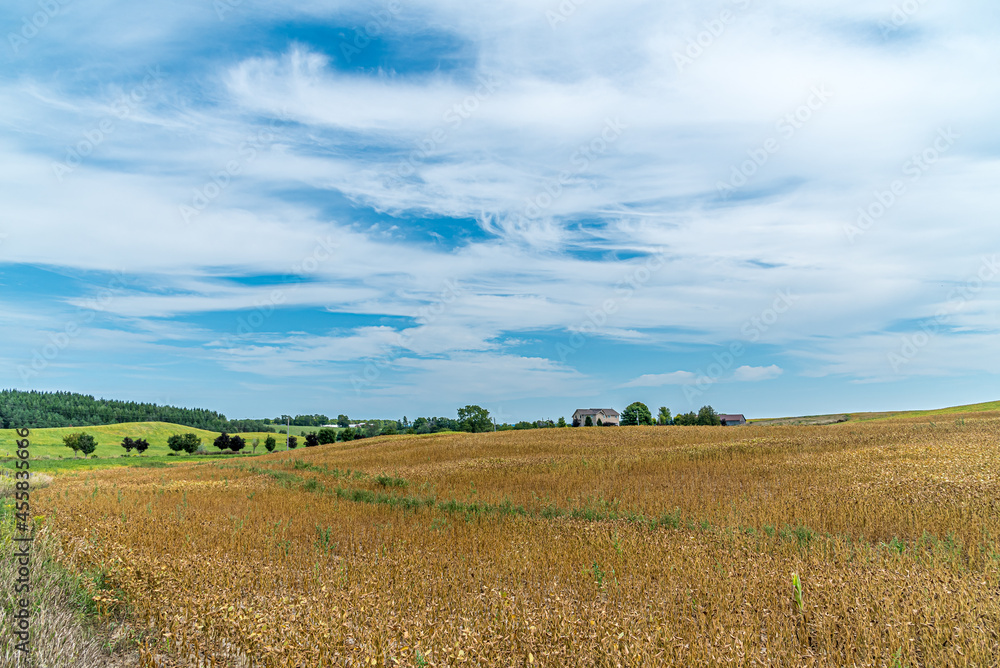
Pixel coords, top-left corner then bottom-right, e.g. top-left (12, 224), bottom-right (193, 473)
top-left (25, 415), bottom-right (1000, 666)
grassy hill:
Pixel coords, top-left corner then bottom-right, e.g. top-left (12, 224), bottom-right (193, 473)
top-left (0, 421), bottom-right (281, 460)
top-left (751, 399), bottom-right (1000, 425)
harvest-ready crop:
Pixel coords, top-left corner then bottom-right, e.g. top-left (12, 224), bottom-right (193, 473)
top-left (29, 415), bottom-right (1000, 666)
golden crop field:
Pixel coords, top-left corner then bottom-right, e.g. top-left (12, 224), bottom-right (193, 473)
top-left (30, 415), bottom-right (1000, 667)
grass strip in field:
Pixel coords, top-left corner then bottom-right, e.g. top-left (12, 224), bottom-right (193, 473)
top-left (222, 462), bottom-right (973, 564)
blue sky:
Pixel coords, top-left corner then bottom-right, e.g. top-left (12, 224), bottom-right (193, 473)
top-left (1, 0), bottom-right (998, 421)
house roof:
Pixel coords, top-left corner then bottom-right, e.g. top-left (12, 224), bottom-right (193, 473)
top-left (719, 414), bottom-right (746, 421)
top-left (573, 408), bottom-right (620, 416)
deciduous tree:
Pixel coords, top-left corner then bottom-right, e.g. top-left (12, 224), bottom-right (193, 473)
top-left (621, 402), bottom-right (653, 426)
top-left (458, 405), bottom-right (491, 433)
top-left (77, 433), bottom-right (97, 457)
top-left (657, 407), bottom-right (672, 425)
top-left (214, 432), bottom-right (232, 452)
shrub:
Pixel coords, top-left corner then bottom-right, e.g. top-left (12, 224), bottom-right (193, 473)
top-left (264, 436), bottom-right (277, 452)
top-left (305, 433), bottom-right (320, 448)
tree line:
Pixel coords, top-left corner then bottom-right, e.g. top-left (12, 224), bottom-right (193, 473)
top-left (618, 402), bottom-right (723, 426)
top-left (0, 389), bottom-right (274, 432)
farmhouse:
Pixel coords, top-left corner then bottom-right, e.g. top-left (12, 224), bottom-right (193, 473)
top-left (719, 414), bottom-right (747, 426)
top-left (572, 408), bottom-right (620, 427)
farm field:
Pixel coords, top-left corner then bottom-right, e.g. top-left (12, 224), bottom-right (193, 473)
top-left (15, 413), bottom-right (1000, 666)
top-left (0, 422), bottom-right (282, 462)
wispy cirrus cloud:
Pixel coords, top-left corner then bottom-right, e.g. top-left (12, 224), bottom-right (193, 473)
top-left (1, 0), bottom-right (998, 419)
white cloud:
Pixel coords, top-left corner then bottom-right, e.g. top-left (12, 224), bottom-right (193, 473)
top-left (732, 365), bottom-right (784, 382)
top-left (2, 0), bottom-right (1000, 416)
top-left (619, 371), bottom-right (697, 388)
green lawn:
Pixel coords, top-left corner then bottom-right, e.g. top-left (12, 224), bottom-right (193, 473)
top-left (0, 422), bottom-right (283, 460)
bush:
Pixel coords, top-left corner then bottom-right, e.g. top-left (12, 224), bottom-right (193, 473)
top-left (338, 428), bottom-right (354, 442)
top-left (287, 436), bottom-right (298, 449)
top-left (305, 433), bottom-right (320, 448)
top-left (317, 428), bottom-right (338, 445)
top-left (264, 436), bottom-right (277, 452)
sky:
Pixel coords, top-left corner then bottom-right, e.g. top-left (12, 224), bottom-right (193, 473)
top-left (1, 0), bottom-right (998, 422)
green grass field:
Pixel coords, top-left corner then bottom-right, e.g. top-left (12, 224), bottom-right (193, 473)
top-left (0, 421), bottom-right (287, 462)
